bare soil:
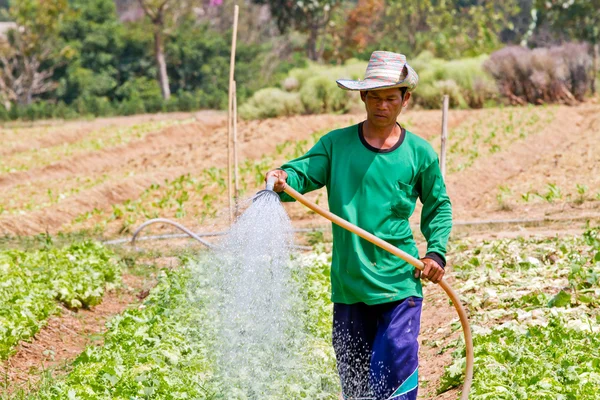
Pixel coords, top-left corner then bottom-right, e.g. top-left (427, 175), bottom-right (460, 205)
top-left (418, 277), bottom-right (463, 400)
top-left (0, 112), bottom-right (200, 158)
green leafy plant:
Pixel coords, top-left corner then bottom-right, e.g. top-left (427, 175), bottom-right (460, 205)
top-left (0, 241), bottom-right (121, 360)
top-left (28, 252), bottom-right (339, 399)
top-left (521, 192), bottom-right (533, 202)
top-left (575, 183), bottom-right (588, 204)
top-left (538, 183), bottom-right (563, 203)
top-left (440, 228), bottom-right (600, 397)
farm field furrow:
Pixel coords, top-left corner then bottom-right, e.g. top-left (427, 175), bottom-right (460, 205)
top-left (2, 104), bottom-right (600, 399)
top-left (0, 113), bottom-right (366, 237)
top-left (0, 113), bottom-right (203, 158)
top-left (447, 104), bottom-right (600, 220)
top-left (0, 119), bottom-right (196, 176)
top-left (3, 104), bottom-right (599, 240)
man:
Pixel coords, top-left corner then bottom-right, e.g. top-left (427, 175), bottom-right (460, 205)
top-left (265, 51), bottom-right (452, 400)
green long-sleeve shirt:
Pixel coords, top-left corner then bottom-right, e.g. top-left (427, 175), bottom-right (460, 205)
top-left (279, 122), bottom-right (452, 305)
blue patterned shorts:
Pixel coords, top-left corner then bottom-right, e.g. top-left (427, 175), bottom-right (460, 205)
top-left (332, 297), bottom-right (422, 400)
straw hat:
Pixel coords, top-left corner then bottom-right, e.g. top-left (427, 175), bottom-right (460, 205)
top-left (337, 51), bottom-right (418, 92)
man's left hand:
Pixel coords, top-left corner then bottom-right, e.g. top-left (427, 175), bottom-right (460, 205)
top-left (414, 258), bottom-right (444, 283)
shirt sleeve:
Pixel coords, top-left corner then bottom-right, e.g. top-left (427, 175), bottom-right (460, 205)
top-left (277, 138), bottom-right (330, 202)
top-left (415, 158), bottom-right (453, 263)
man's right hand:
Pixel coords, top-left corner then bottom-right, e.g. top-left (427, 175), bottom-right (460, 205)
top-left (265, 169), bottom-right (288, 192)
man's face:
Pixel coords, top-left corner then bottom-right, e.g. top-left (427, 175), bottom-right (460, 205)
top-left (360, 88), bottom-right (411, 128)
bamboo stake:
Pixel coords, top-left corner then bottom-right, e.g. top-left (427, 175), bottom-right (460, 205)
top-left (440, 94), bottom-right (449, 178)
top-left (233, 80), bottom-right (239, 217)
top-left (227, 5), bottom-right (239, 224)
top-left (282, 184), bottom-right (474, 399)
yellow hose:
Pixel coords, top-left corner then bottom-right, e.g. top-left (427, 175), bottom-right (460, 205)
top-left (283, 185), bottom-right (473, 399)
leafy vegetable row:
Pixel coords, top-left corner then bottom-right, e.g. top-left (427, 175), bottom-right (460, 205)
top-left (439, 228), bottom-right (600, 398)
top-left (25, 252), bottom-right (339, 399)
top-left (0, 241), bottom-right (121, 360)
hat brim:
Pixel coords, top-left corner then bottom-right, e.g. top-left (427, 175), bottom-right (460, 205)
top-left (336, 79), bottom-right (412, 92)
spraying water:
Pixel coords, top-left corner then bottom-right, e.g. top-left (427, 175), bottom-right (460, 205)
top-left (188, 190), bottom-right (305, 398)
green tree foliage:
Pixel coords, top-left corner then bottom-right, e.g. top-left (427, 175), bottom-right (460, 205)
top-left (536, 0), bottom-right (600, 46)
top-left (166, 18), bottom-right (267, 109)
top-left (368, 0), bottom-right (519, 58)
top-left (57, 0), bottom-right (125, 103)
top-left (0, 0), bottom-right (9, 21)
top-left (253, 0), bottom-right (341, 61)
top-left (136, 0), bottom-right (210, 100)
top-left (0, 0), bottom-right (70, 106)
top-left (0, 0), bottom-right (595, 121)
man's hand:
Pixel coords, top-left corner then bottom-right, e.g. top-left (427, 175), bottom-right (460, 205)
top-left (414, 258), bottom-right (444, 283)
top-left (265, 169), bottom-right (288, 192)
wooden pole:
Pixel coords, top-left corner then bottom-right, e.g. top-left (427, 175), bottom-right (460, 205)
top-left (440, 94), bottom-right (449, 178)
top-left (233, 80), bottom-right (240, 217)
top-left (282, 184), bottom-right (473, 400)
top-left (227, 5), bottom-right (239, 224)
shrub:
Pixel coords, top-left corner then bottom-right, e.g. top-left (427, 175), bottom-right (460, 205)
top-left (52, 101), bottom-right (80, 120)
top-left (118, 96), bottom-right (146, 116)
top-left (412, 52), bottom-right (497, 109)
top-left (8, 104), bottom-right (22, 120)
top-left (484, 43), bottom-right (593, 105)
top-left (239, 88), bottom-right (304, 119)
top-left (20, 105), bottom-right (35, 121)
top-left (299, 76), bottom-right (350, 114)
top-left (81, 96), bottom-right (114, 117)
top-left (417, 80), bottom-right (469, 109)
top-left (176, 90), bottom-right (200, 112)
top-left (116, 77), bottom-right (163, 112)
top-left (196, 89), bottom-right (226, 110)
top-left (164, 96), bottom-right (180, 113)
top-left (283, 76), bottom-right (300, 92)
top-left (0, 105), bottom-right (8, 121)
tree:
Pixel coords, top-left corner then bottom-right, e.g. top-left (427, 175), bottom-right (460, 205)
top-left (136, 0), bottom-right (175, 100)
top-left (332, 0), bottom-right (520, 61)
top-left (0, 0), bottom-right (70, 107)
top-left (253, 0), bottom-right (340, 61)
top-left (535, 0), bottom-right (600, 94)
top-left (341, 0), bottom-right (384, 59)
top-left (136, 0), bottom-right (211, 100)
top-left (168, 20), bottom-right (267, 106)
top-left (382, 0), bottom-right (519, 59)
top-left (57, 0), bottom-right (125, 103)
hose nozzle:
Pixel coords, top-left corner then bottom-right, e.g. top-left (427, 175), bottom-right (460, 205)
top-left (266, 176), bottom-right (276, 191)
top-left (252, 176), bottom-right (280, 202)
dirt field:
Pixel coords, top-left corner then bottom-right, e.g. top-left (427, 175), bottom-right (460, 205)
top-left (1, 102), bottom-right (599, 399)
top-left (2, 103), bottom-right (598, 239)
